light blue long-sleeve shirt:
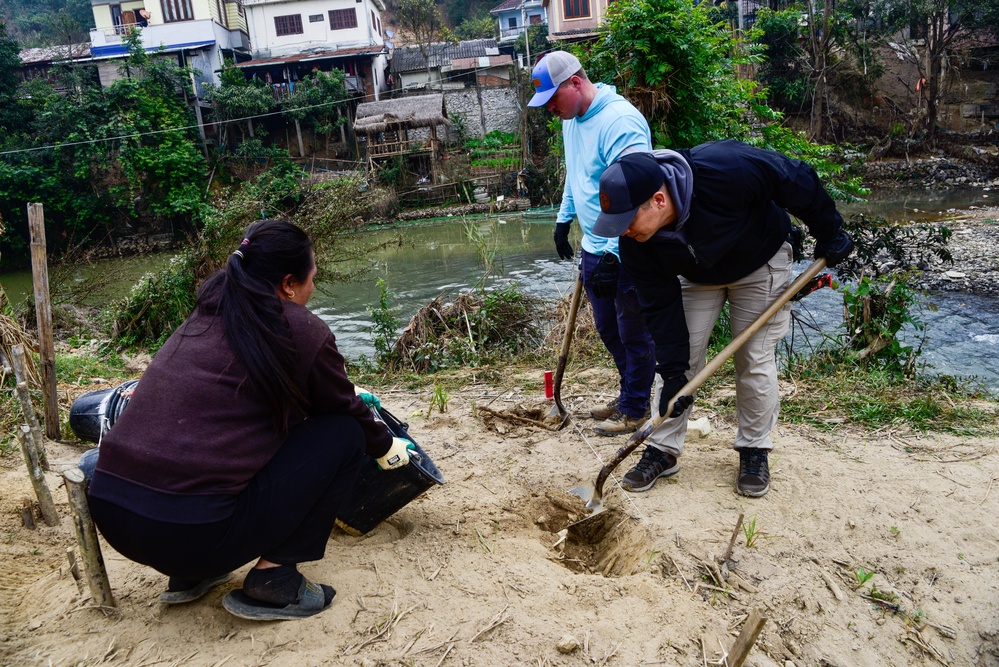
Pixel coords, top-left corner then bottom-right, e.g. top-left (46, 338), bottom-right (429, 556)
top-left (557, 83), bottom-right (653, 258)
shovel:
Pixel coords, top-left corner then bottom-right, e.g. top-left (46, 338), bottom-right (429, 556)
top-left (569, 258), bottom-right (829, 519)
top-left (544, 270), bottom-right (584, 429)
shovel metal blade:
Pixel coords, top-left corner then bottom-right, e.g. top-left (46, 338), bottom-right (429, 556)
top-left (543, 403), bottom-right (569, 430)
top-left (567, 482), bottom-right (605, 523)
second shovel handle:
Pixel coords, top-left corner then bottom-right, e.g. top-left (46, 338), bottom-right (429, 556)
top-left (591, 258), bottom-right (828, 498)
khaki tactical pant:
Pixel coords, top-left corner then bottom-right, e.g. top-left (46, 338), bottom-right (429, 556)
top-left (648, 242), bottom-right (793, 456)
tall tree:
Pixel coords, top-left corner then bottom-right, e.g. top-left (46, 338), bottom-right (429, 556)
top-left (395, 0), bottom-right (454, 90)
top-left (281, 69), bottom-right (350, 156)
top-left (0, 22), bottom-right (23, 134)
top-left (582, 0), bottom-right (762, 148)
top-left (885, 0), bottom-right (999, 142)
top-left (202, 60), bottom-right (275, 146)
top-left (805, 0), bottom-right (836, 139)
top-left (754, 7), bottom-right (811, 112)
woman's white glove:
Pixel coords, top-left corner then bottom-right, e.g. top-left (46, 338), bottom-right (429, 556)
top-left (376, 437), bottom-right (415, 470)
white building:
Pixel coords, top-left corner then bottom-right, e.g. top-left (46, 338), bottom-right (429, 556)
top-left (88, 0), bottom-right (250, 93)
top-left (238, 0), bottom-right (389, 100)
top-left (489, 0), bottom-right (546, 45)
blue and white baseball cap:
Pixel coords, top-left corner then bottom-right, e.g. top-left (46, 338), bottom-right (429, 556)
top-left (527, 51), bottom-right (582, 107)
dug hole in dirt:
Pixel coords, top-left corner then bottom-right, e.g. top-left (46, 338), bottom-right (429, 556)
top-left (2, 365), bottom-right (999, 667)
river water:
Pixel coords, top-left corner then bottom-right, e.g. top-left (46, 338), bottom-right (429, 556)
top-left (1, 189), bottom-right (997, 394)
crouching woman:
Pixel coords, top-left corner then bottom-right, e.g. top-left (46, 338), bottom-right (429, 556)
top-left (87, 219), bottom-right (413, 621)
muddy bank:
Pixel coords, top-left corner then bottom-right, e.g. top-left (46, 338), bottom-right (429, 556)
top-left (861, 151), bottom-right (999, 189)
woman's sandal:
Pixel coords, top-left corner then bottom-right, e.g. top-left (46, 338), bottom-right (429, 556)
top-left (158, 573), bottom-right (232, 605)
top-left (222, 577), bottom-right (335, 621)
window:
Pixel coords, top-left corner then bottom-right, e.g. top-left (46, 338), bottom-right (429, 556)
top-left (563, 0), bottom-right (589, 19)
top-left (274, 14), bottom-right (303, 35)
top-left (309, 14), bottom-right (324, 22)
top-left (508, 17), bottom-right (517, 29)
top-left (329, 8), bottom-right (357, 29)
top-left (161, 0), bottom-right (194, 22)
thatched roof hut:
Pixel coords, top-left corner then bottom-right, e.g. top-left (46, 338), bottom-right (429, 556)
top-left (354, 94), bottom-right (452, 178)
top-left (353, 94), bottom-right (451, 136)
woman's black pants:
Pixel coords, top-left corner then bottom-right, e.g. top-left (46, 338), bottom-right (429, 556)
top-left (89, 414), bottom-right (365, 580)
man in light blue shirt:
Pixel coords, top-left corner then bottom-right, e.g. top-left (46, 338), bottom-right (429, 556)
top-left (528, 51), bottom-right (656, 435)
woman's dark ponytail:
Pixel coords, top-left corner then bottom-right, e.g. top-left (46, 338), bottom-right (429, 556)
top-left (196, 219), bottom-right (314, 429)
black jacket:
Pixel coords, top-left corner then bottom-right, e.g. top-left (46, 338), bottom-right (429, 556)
top-left (620, 139), bottom-right (846, 377)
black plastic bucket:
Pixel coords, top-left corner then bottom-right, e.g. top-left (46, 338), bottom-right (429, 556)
top-left (335, 406), bottom-right (445, 536)
top-left (68, 379), bottom-right (139, 443)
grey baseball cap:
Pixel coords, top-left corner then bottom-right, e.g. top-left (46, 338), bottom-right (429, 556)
top-left (527, 51), bottom-right (582, 107)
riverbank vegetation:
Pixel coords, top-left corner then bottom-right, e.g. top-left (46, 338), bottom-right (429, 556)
top-left (2, 0), bottom-right (998, 453)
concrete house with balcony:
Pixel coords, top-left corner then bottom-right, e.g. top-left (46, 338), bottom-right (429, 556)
top-left (542, 0), bottom-right (610, 43)
top-left (88, 0), bottom-right (250, 93)
top-left (235, 0), bottom-right (389, 101)
top-left (489, 0), bottom-right (546, 46)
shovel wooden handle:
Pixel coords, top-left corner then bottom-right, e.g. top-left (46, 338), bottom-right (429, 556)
top-left (552, 270), bottom-right (584, 417)
top-left (590, 258), bottom-right (828, 501)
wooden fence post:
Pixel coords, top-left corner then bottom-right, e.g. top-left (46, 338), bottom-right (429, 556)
top-left (15, 425), bottom-right (60, 526)
top-left (11, 344), bottom-right (47, 467)
top-left (728, 607), bottom-right (768, 667)
top-left (63, 468), bottom-right (116, 608)
top-left (27, 202), bottom-right (61, 440)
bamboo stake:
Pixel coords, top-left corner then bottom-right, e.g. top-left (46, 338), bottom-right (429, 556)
top-left (727, 608), bottom-right (767, 667)
top-left (27, 203), bottom-right (60, 439)
top-left (16, 425), bottom-right (59, 526)
top-left (11, 343), bottom-right (47, 467)
top-left (63, 467), bottom-right (116, 608)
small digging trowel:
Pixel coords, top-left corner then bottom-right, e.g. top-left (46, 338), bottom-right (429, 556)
top-left (569, 258), bottom-right (829, 523)
top-left (544, 270), bottom-right (584, 429)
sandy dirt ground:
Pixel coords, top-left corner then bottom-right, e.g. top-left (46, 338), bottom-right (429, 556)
top-left (2, 361), bottom-right (998, 667)
top-left (3, 205), bottom-right (999, 667)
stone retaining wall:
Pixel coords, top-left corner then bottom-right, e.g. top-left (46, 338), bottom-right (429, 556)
top-left (444, 86), bottom-right (520, 139)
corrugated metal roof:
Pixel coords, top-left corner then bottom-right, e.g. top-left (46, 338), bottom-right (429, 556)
top-left (236, 45), bottom-right (386, 68)
top-left (449, 54), bottom-right (513, 71)
top-left (391, 39), bottom-right (499, 74)
top-left (19, 43), bottom-right (90, 64)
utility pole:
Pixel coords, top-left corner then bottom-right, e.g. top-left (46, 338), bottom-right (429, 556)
top-left (521, 2), bottom-right (531, 66)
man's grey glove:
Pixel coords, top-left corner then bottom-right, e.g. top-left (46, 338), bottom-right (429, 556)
top-left (589, 253), bottom-right (619, 299)
top-left (814, 230), bottom-right (854, 267)
top-left (658, 374), bottom-right (693, 418)
top-left (553, 222), bottom-right (574, 260)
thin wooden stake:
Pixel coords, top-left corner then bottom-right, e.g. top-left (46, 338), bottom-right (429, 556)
top-left (66, 547), bottom-right (86, 594)
top-left (721, 513), bottom-right (744, 565)
top-left (11, 344), bottom-right (47, 467)
top-left (727, 608), bottom-right (767, 667)
top-left (16, 425), bottom-right (59, 526)
top-left (27, 203), bottom-right (60, 439)
top-left (21, 498), bottom-right (36, 529)
top-left (63, 467), bottom-right (116, 608)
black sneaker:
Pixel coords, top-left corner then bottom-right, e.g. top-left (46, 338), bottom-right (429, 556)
top-left (737, 448), bottom-right (770, 497)
top-left (621, 446), bottom-right (679, 492)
